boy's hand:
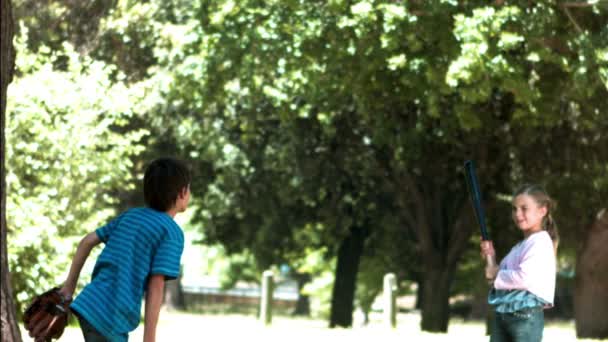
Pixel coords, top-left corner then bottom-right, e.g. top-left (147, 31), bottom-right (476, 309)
top-left (58, 286), bottom-right (74, 303)
top-left (23, 287), bottom-right (71, 341)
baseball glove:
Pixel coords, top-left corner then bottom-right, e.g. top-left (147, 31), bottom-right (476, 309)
top-left (23, 287), bottom-right (71, 342)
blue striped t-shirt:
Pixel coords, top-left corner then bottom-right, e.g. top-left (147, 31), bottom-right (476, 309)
top-left (71, 207), bottom-right (184, 341)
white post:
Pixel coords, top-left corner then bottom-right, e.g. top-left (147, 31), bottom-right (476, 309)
top-left (383, 273), bottom-right (397, 328)
top-left (260, 270), bottom-right (274, 325)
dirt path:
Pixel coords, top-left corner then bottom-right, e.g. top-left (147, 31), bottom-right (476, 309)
top-left (23, 311), bottom-right (584, 341)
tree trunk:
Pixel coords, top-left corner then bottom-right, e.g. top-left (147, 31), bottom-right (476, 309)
top-left (415, 276), bottom-right (423, 310)
top-left (574, 209), bottom-right (608, 339)
top-left (292, 272), bottom-right (311, 316)
top-left (1, 0), bottom-right (22, 340)
top-left (329, 226), bottom-right (366, 328)
top-left (393, 174), bottom-right (476, 333)
top-left (419, 257), bottom-right (453, 332)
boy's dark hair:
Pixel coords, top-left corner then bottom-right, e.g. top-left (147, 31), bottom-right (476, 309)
top-left (144, 157), bottom-right (191, 212)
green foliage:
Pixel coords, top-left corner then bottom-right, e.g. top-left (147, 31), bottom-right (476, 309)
top-left (6, 29), bottom-right (147, 313)
top-left (13, 0), bottom-right (114, 55)
top-left (188, 1), bottom-right (606, 329)
top-left (355, 257), bottom-right (387, 317)
top-left (8, 0), bottom-right (608, 329)
top-left (299, 248), bottom-right (335, 319)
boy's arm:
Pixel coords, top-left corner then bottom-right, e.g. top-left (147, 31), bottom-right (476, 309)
top-left (144, 274), bottom-right (165, 342)
top-left (59, 232), bottom-right (101, 299)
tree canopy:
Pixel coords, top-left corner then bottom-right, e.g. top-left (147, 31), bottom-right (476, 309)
top-left (6, 29), bottom-right (147, 312)
top-left (5, 0), bottom-right (608, 335)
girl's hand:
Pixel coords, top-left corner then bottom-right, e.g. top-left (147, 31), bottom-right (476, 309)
top-left (480, 240), bottom-right (498, 284)
top-left (480, 240), bottom-right (496, 259)
top-left (484, 263), bottom-right (499, 284)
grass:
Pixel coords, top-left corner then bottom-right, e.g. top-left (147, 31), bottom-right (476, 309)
top-left (21, 310), bottom-right (606, 342)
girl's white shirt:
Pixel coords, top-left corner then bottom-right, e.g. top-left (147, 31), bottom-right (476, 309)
top-left (493, 230), bottom-right (556, 305)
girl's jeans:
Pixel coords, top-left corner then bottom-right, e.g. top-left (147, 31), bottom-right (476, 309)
top-left (491, 306), bottom-right (544, 342)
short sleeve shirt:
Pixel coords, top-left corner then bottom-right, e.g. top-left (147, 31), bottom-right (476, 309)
top-left (71, 207), bottom-right (184, 341)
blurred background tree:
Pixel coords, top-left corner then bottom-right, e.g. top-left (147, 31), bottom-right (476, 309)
top-left (3, 0), bottom-right (607, 337)
top-left (6, 28), bottom-right (148, 315)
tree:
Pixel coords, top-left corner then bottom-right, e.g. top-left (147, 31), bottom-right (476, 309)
top-left (1, 0), bottom-right (22, 339)
top-left (14, 0), bottom-right (606, 333)
top-left (198, 1), bottom-right (608, 331)
top-left (138, 0), bottom-right (607, 331)
top-left (187, 1), bottom-right (504, 331)
top-left (5, 31), bottom-right (148, 314)
top-left (449, 3), bottom-right (607, 335)
top-left (575, 209), bottom-right (608, 339)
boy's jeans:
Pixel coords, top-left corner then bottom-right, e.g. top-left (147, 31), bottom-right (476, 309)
top-left (491, 306), bottom-right (544, 342)
top-left (75, 312), bottom-right (128, 342)
top-left (77, 314), bottom-right (111, 342)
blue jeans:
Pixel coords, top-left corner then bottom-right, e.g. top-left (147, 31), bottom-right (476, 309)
top-left (75, 311), bottom-right (128, 342)
top-left (491, 306), bottom-right (544, 342)
top-left (77, 314), bottom-right (111, 342)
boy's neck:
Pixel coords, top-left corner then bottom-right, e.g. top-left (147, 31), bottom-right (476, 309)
top-left (165, 206), bottom-right (179, 218)
top-left (165, 207), bottom-right (178, 218)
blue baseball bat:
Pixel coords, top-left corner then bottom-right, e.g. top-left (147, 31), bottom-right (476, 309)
top-left (464, 160), bottom-right (490, 241)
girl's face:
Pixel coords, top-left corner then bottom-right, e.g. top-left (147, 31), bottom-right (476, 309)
top-left (512, 194), bottom-right (547, 234)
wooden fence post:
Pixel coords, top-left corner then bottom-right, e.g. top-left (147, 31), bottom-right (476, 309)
top-left (260, 270), bottom-right (274, 325)
top-left (383, 273), bottom-right (397, 328)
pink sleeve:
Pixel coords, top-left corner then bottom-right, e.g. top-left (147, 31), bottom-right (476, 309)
top-left (494, 235), bottom-right (553, 291)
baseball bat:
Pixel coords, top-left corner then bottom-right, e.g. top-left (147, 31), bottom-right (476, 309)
top-left (464, 160), bottom-right (497, 275)
top-left (464, 160), bottom-right (490, 241)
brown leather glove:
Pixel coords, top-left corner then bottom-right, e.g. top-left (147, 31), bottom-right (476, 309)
top-left (23, 287), bottom-right (71, 342)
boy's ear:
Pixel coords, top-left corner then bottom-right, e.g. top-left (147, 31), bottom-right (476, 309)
top-left (178, 186), bottom-right (189, 198)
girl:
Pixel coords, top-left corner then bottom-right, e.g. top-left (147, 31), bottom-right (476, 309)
top-left (480, 184), bottom-right (559, 342)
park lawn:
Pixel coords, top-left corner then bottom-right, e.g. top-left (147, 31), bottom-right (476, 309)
top-left (22, 310), bottom-right (603, 342)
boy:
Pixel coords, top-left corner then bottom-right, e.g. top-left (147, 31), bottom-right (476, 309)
top-left (57, 157), bottom-right (191, 341)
